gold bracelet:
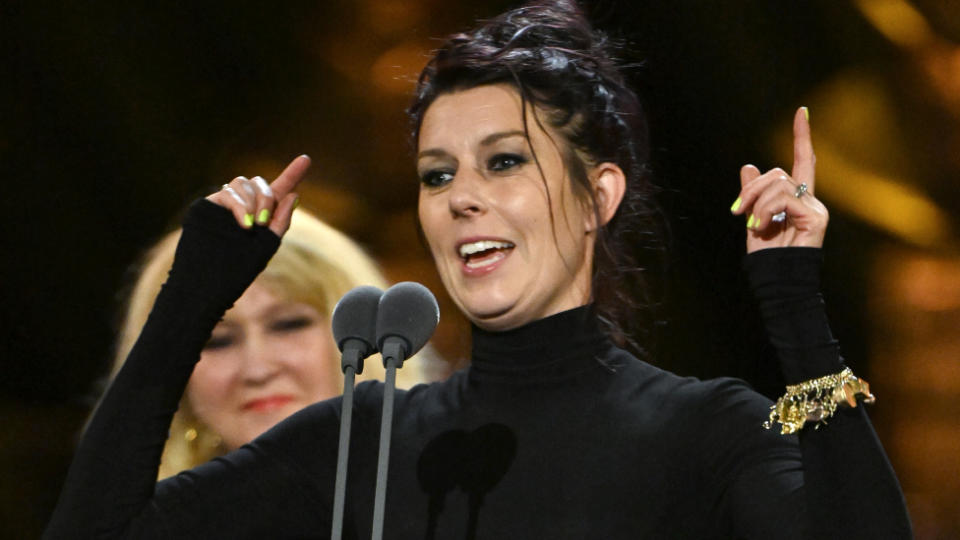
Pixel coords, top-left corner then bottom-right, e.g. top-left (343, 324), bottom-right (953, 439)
top-left (763, 367), bottom-right (876, 435)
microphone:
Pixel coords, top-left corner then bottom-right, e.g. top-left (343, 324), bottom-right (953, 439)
top-left (329, 286), bottom-right (383, 540)
top-left (376, 281), bottom-right (440, 369)
top-left (332, 285), bottom-right (383, 374)
top-left (371, 282), bottom-right (439, 540)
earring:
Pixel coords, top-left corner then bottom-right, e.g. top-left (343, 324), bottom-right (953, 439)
top-left (182, 424), bottom-right (222, 449)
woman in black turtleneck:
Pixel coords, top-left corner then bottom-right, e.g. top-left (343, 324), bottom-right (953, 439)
top-left (46, 1), bottom-right (912, 538)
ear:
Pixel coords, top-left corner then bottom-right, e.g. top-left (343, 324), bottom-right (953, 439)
top-left (584, 162), bottom-right (626, 232)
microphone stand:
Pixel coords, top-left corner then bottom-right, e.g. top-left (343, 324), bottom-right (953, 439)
top-left (371, 340), bottom-right (404, 540)
top-left (331, 345), bottom-right (364, 540)
top-left (368, 281), bottom-right (438, 539)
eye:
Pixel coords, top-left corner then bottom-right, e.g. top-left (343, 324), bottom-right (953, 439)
top-left (420, 169), bottom-right (455, 188)
top-left (204, 333), bottom-right (234, 350)
top-left (270, 316), bottom-right (314, 333)
top-left (488, 153), bottom-right (527, 172)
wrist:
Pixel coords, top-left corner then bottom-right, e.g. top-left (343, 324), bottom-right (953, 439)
top-left (166, 199), bottom-right (280, 307)
top-left (743, 246), bottom-right (823, 301)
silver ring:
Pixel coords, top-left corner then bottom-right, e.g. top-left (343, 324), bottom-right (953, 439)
top-left (794, 182), bottom-right (808, 198)
top-left (772, 211), bottom-right (787, 223)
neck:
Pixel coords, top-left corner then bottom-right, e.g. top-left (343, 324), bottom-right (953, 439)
top-left (468, 305), bottom-right (610, 384)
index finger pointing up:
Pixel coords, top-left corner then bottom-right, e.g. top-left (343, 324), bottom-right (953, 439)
top-left (270, 155), bottom-right (312, 199)
top-left (791, 106), bottom-right (816, 195)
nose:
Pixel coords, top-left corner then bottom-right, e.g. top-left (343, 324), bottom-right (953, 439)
top-left (238, 333), bottom-right (281, 385)
top-left (448, 168), bottom-right (486, 218)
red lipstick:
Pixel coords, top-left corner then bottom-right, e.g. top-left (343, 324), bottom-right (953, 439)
top-left (243, 395), bottom-right (294, 412)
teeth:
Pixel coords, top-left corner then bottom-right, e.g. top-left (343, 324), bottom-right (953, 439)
top-left (466, 251), bottom-right (507, 269)
top-left (458, 240), bottom-right (514, 258)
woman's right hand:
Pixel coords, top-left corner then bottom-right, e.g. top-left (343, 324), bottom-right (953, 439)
top-left (206, 155), bottom-right (311, 237)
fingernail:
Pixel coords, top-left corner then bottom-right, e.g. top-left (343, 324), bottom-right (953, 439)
top-left (243, 213), bottom-right (254, 228)
top-left (257, 208), bottom-right (270, 224)
top-left (293, 197), bottom-right (300, 209)
top-left (802, 107), bottom-right (809, 122)
top-left (730, 197), bottom-right (742, 213)
top-left (746, 214), bottom-right (756, 229)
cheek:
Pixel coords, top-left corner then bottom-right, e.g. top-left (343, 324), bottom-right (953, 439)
top-left (545, 175), bottom-right (590, 241)
top-left (286, 328), bottom-right (340, 397)
top-left (417, 196), bottom-right (444, 255)
top-left (495, 181), bottom-right (551, 243)
top-left (513, 184), bottom-right (590, 272)
top-left (186, 355), bottom-right (237, 418)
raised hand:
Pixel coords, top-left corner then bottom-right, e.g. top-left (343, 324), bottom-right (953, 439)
top-left (206, 155), bottom-right (311, 237)
top-left (730, 108), bottom-right (829, 253)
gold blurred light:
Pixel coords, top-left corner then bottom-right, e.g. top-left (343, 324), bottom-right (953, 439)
top-left (370, 41), bottom-right (430, 95)
top-left (814, 143), bottom-right (953, 249)
top-left (854, 0), bottom-right (934, 49)
top-left (323, 40), bottom-right (380, 84)
top-left (297, 183), bottom-right (375, 233)
top-left (363, 0), bottom-right (426, 36)
top-left (894, 256), bottom-right (960, 312)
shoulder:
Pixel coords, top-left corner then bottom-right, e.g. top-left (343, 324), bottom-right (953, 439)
top-left (602, 347), bottom-right (774, 429)
top-left (351, 374), bottom-right (467, 415)
top-left (607, 347), bottom-right (764, 402)
top-left (254, 396), bottom-right (344, 453)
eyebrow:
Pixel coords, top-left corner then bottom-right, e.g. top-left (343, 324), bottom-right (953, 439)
top-left (417, 130), bottom-right (527, 160)
top-left (480, 130), bottom-right (526, 146)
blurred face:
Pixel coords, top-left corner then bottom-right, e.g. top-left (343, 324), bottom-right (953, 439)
top-left (417, 84), bottom-right (595, 331)
top-left (187, 282), bottom-right (339, 449)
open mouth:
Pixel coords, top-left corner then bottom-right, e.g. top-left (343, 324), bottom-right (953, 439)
top-left (458, 240), bottom-right (515, 269)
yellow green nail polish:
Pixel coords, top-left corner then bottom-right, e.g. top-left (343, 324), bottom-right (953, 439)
top-left (803, 107), bottom-right (809, 122)
top-left (730, 197), bottom-right (742, 213)
top-left (293, 197), bottom-right (300, 209)
top-left (747, 214), bottom-right (756, 229)
top-left (243, 213), bottom-right (254, 228)
top-left (257, 208), bottom-right (270, 224)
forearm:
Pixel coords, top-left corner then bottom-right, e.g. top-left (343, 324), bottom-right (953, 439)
top-left (44, 200), bottom-right (280, 538)
top-left (745, 248), bottom-right (912, 538)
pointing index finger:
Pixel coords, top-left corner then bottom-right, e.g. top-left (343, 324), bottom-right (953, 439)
top-left (270, 155), bottom-right (312, 200)
top-left (791, 107), bottom-right (816, 195)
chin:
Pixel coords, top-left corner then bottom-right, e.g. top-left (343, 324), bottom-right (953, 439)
top-left (466, 304), bottom-right (534, 332)
top-left (458, 294), bottom-right (516, 326)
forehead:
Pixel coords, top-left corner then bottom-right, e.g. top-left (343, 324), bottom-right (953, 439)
top-left (224, 281), bottom-right (315, 321)
top-left (418, 84), bottom-right (539, 150)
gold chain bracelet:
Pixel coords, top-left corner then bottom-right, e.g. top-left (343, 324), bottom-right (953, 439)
top-left (764, 367), bottom-right (876, 435)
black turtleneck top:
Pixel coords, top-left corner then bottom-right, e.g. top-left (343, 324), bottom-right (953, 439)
top-left (45, 200), bottom-right (911, 539)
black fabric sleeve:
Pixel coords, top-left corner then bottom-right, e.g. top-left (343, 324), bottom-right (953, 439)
top-left (743, 247), bottom-right (912, 538)
top-left (44, 200), bottom-right (282, 539)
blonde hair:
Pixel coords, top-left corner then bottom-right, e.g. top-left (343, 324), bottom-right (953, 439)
top-left (113, 207), bottom-right (430, 478)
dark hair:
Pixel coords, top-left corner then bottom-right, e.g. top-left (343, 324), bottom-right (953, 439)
top-left (409, 0), bottom-right (664, 357)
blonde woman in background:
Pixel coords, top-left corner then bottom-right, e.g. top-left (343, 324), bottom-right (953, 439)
top-left (112, 204), bottom-right (433, 478)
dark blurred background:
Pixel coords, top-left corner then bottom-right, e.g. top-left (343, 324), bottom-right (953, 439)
top-left (3, 0), bottom-right (959, 537)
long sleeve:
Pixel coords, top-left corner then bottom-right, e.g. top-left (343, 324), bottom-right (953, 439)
top-left (44, 200), bottom-right (281, 539)
top-left (744, 247), bottom-right (912, 538)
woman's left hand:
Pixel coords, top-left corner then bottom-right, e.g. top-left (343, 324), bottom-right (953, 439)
top-left (206, 155), bottom-right (310, 238)
top-left (731, 107), bottom-right (829, 253)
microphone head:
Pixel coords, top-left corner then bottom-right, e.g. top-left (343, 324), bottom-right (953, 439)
top-left (332, 286), bottom-right (383, 356)
top-left (376, 282), bottom-right (439, 358)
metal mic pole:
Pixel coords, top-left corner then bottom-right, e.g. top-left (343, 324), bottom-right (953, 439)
top-left (370, 282), bottom-right (438, 539)
top-left (330, 286), bottom-right (382, 540)
top-left (331, 349), bottom-right (359, 540)
top-left (370, 342), bottom-right (403, 540)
